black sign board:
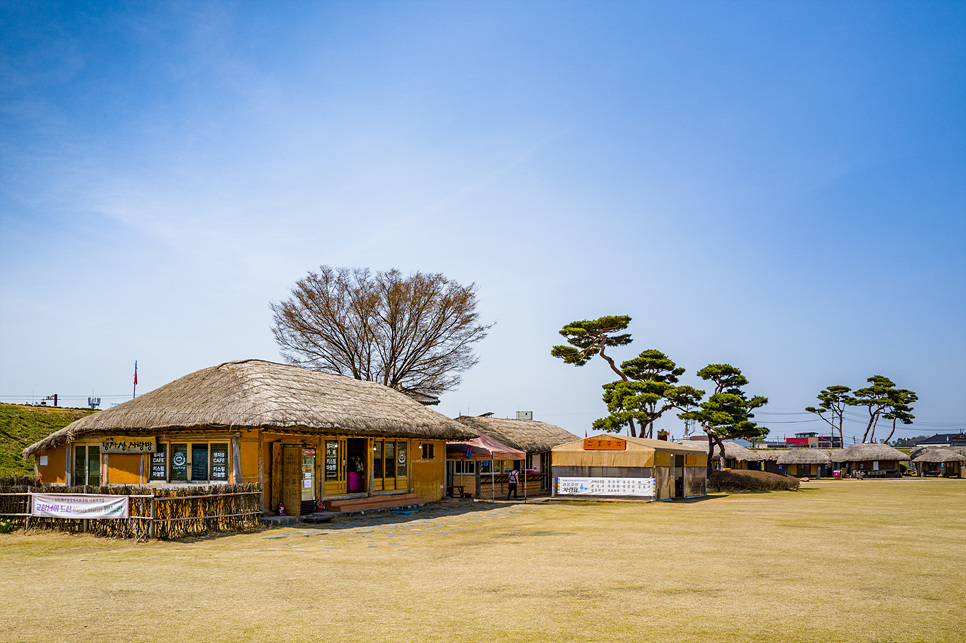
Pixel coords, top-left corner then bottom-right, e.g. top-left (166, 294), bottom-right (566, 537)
top-left (211, 443), bottom-right (228, 481)
top-left (191, 444), bottom-right (209, 480)
top-left (150, 445), bottom-right (167, 481)
top-left (325, 440), bottom-right (339, 481)
top-left (170, 444), bottom-right (188, 481)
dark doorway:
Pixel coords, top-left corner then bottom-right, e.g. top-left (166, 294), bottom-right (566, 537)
top-left (346, 437), bottom-right (367, 493)
top-left (674, 454), bottom-right (685, 498)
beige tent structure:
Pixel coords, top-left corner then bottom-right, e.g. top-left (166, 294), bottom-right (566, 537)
top-left (831, 443), bottom-right (910, 478)
top-left (24, 360), bottom-right (476, 515)
top-left (911, 448), bottom-right (965, 478)
top-left (552, 435), bottom-right (708, 501)
top-left (776, 448), bottom-right (832, 478)
top-left (452, 416), bottom-right (578, 492)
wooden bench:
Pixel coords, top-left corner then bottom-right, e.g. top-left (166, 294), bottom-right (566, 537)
top-left (446, 485), bottom-right (468, 498)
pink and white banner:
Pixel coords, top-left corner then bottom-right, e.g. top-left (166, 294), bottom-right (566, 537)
top-left (31, 493), bottom-right (129, 519)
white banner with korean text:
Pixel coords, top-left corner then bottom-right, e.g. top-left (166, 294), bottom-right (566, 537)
top-left (556, 477), bottom-right (655, 497)
top-left (31, 493), bottom-right (129, 519)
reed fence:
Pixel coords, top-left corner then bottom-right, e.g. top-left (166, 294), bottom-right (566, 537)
top-left (0, 482), bottom-right (261, 540)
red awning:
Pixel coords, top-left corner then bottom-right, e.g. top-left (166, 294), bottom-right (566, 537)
top-left (446, 431), bottom-right (525, 461)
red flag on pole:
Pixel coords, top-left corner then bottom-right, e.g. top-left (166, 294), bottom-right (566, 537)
top-left (134, 362), bottom-right (138, 386)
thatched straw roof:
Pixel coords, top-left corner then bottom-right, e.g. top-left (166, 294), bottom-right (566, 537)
top-left (755, 450), bottom-right (783, 462)
top-left (834, 443), bottom-right (910, 462)
top-left (911, 448), bottom-right (966, 463)
top-left (827, 448), bottom-right (849, 462)
top-left (677, 440), bottom-right (762, 461)
top-left (910, 445), bottom-right (966, 461)
top-left (454, 416), bottom-right (578, 453)
top-left (24, 360), bottom-right (476, 457)
top-left (776, 448), bottom-right (831, 465)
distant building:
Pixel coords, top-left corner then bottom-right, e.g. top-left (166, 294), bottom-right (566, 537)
top-left (785, 432), bottom-right (842, 448)
top-left (912, 433), bottom-right (966, 447)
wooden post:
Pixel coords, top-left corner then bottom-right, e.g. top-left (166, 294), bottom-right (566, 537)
top-left (231, 437), bottom-right (241, 485)
top-left (258, 434), bottom-right (265, 513)
top-left (149, 494), bottom-right (155, 540)
top-left (366, 438), bottom-right (375, 498)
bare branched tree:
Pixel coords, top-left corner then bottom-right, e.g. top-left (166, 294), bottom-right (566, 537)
top-left (271, 266), bottom-right (492, 403)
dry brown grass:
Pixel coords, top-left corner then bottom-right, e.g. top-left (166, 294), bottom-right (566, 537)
top-left (1, 479), bottom-right (964, 643)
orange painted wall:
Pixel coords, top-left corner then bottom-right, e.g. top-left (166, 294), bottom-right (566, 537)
top-left (108, 454), bottom-right (143, 485)
top-left (36, 444), bottom-right (67, 484)
top-left (240, 437), bottom-right (259, 483)
top-left (411, 439), bottom-right (446, 501)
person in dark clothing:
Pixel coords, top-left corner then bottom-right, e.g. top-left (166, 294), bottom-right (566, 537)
top-left (507, 468), bottom-right (519, 499)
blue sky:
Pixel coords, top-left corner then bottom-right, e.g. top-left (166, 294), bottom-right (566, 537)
top-left (2, 1), bottom-right (964, 441)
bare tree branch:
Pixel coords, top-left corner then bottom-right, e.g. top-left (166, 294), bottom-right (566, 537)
top-left (271, 266), bottom-right (493, 402)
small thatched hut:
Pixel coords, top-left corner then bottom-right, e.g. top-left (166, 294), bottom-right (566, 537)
top-left (23, 360), bottom-right (476, 515)
top-left (452, 416), bottom-right (578, 493)
top-left (910, 448), bottom-right (965, 478)
top-left (831, 443), bottom-right (910, 478)
top-left (552, 435), bottom-right (708, 500)
top-left (775, 448), bottom-right (832, 478)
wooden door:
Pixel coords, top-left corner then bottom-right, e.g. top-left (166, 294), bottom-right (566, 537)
top-left (323, 438), bottom-right (347, 496)
top-left (282, 445), bottom-right (302, 516)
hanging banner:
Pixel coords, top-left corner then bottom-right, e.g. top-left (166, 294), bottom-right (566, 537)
top-left (556, 477), bottom-right (655, 498)
top-left (31, 493), bottom-right (129, 519)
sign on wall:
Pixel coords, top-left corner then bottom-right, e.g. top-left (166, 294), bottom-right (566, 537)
top-left (556, 477), bottom-right (655, 497)
top-left (100, 436), bottom-right (157, 454)
top-left (31, 493), bottom-right (129, 519)
top-left (582, 438), bottom-right (626, 451)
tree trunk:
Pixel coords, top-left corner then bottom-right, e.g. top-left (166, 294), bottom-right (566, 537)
top-left (599, 343), bottom-right (635, 437)
top-left (860, 409), bottom-right (875, 443)
top-left (703, 429), bottom-right (720, 485)
top-left (884, 417), bottom-right (898, 444)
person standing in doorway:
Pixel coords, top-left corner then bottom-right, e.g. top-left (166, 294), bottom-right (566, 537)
top-left (507, 467), bottom-right (519, 500)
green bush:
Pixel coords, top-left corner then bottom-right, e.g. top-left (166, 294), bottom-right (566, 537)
top-left (0, 519), bottom-right (15, 534)
top-left (709, 469), bottom-right (800, 492)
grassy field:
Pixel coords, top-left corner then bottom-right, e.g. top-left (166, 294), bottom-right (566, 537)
top-left (0, 403), bottom-right (98, 476)
top-left (1, 479), bottom-right (964, 643)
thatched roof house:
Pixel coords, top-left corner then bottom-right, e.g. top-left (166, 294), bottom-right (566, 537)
top-left (910, 447), bottom-right (965, 478)
top-left (832, 442), bottom-right (910, 478)
top-left (911, 448), bottom-right (966, 463)
top-left (680, 440), bottom-right (763, 467)
top-left (834, 443), bottom-right (910, 463)
top-left (453, 416), bottom-right (577, 454)
top-left (25, 360), bottom-right (476, 515)
top-left (776, 449), bottom-right (831, 465)
top-left (910, 445), bottom-right (966, 461)
top-left (776, 448), bottom-right (831, 478)
top-left (26, 359), bottom-right (474, 458)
